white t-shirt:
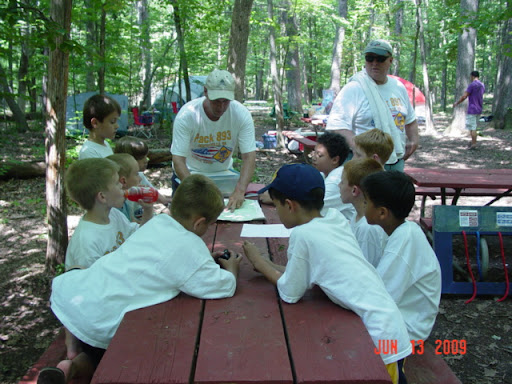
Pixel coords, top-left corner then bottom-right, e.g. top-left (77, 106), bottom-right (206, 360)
top-left (326, 76), bottom-right (415, 152)
top-left (377, 221), bottom-right (441, 341)
top-left (320, 166), bottom-right (356, 220)
top-left (170, 97), bottom-right (256, 173)
top-left (51, 214), bottom-right (237, 349)
top-left (277, 209), bottom-right (412, 364)
top-left (78, 140), bottom-right (114, 159)
top-left (65, 209), bottom-right (139, 270)
top-left (350, 213), bottom-right (388, 268)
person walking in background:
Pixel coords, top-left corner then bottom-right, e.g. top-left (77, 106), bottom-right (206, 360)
top-left (453, 71), bottom-right (485, 150)
top-left (326, 39), bottom-right (419, 172)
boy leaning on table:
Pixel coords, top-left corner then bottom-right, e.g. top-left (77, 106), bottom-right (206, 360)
top-left (243, 163), bottom-right (412, 384)
top-left (37, 174), bottom-right (242, 384)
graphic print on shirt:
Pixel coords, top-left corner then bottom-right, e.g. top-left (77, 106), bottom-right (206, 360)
top-left (387, 97), bottom-right (407, 132)
top-left (192, 130), bottom-right (233, 164)
top-left (104, 231), bottom-right (126, 255)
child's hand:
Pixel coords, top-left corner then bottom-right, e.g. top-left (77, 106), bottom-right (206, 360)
top-left (157, 193), bottom-right (172, 205)
top-left (216, 251), bottom-right (242, 277)
top-left (138, 200), bottom-right (155, 226)
top-left (242, 241), bottom-right (263, 269)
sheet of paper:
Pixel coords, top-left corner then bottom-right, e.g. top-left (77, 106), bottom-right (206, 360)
top-left (217, 199), bottom-right (266, 222)
top-left (241, 224), bottom-right (292, 238)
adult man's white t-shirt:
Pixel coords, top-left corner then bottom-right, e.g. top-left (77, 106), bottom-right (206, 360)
top-left (171, 97), bottom-right (256, 173)
top-left (326, 76), bottom-right (416, 151)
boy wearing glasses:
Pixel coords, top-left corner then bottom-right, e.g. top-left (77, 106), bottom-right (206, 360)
top-left (326, 39), bottom-right (419, 172)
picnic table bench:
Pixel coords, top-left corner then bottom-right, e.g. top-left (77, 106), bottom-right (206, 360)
top-left (20, 188), bottom-right (461, 384)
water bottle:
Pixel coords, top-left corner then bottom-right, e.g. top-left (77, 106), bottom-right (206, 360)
top-left (124, 186), bottom-right (159, 203)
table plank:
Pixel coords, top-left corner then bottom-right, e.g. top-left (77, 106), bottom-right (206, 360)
top-left (92, 295), bottom-right (203, 384)
top-left (281, 287), bottom-right (392, 384)
top-left (194, 222), bottom-right (293, 383)
top-left (405, 167), bottom-right (512, 189)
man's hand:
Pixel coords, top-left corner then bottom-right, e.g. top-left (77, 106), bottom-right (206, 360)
top-left (226, 189), bottom-right (245, 212)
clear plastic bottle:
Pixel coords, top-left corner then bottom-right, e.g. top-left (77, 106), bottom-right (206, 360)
top-left (124, 186), bottom-right (159, 203)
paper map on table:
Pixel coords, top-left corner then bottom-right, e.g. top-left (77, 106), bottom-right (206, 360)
top-left (217, 199), bottom-right (266, 222)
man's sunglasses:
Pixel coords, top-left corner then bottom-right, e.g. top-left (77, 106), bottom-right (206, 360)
top-left (365, 55), bottom-right (390, 63)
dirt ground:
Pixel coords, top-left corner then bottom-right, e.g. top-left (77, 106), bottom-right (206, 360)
top-left (1, 110), bottom-right (512, 384)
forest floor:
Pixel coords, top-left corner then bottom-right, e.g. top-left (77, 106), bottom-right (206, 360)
top-left (1, 108), bottom-right (512, 384)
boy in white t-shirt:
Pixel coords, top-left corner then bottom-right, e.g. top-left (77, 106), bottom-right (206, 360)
top-left (114, 136), bottom-right (172, 206)
top-left (243, 163), bottom-right (411, 384)
top-left (352, 128), bottom-right (394, 165)
top-left (339, 158), bottom-right (387, 268)
top-left (311, 131), bottom-right (355, 219)
top-left (107, 153), bottom-right (154, 224)
top-left (360, 170), bottom-right (441, 347)
top-left (78, 94), bottom-right (121, 160)
top-left (37, 175), bottom-right (242, 384)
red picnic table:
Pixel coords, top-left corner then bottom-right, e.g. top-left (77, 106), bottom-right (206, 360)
top-left (90, 201), bottom-right (392, 384)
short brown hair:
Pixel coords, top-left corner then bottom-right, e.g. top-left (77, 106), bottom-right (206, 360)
top-left (114, 136), bottom-right (149, 160)
top-left (106, 153), bottom-right (137, 178)
top-left (83, 94), bottom-right (121, 130)
top-left (343, 158), bottom-right (384, 187)
top-left (65, 158), bottom-right (120, 210)
top-left (354, 129), bottom-right (394, 163)
top-left (171, 174), bottom-right (224, 223)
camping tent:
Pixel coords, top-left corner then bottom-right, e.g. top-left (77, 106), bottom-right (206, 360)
top-left (152, 76), bottom-right (207, 120)
top-left (388, 75), bottom-right (426, 121)
top-left (66, 92), bottom-right (129, 135)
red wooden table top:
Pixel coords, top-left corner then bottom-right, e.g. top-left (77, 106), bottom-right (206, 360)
top-left (405, 167), bottom-right (512, 190)
top-left (91, 201), bottom-right (391, 384)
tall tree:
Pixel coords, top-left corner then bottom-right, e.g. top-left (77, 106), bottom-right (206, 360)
top-left (228, 0), bottom-right (254, 102)
top-left (171, 0), bottom-right (191, 102)
top-left (84, 0), bottom-right (96, 91)
top-left (45, 0), bottom-right (72, 272)
top-left (139, 0), bottom-right (152, 109)
top-left (98, 4), bottom-right (106, 94)
top-left (392, 0), bottom-right (404, 76)
top-left (282, 0), bottom-right (302, 114)
top-left (267, 0), bottom-right (285, 147)
top-left (329, 0), bottom-right (348, 94)
top-left (492, 1), bottom-right (512, 130)
top-left (414, 0), bottom-right (436, 133)
top-left (0, 63), bottom-right (28, 131)
top-left (447, 0), bottom-right (479, 135)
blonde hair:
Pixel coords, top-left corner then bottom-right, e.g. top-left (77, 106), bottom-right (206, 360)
top-left (343, 158), bottom-right (384, 187)
top-left (171, 174), bottom-right (224, 223)
top-left (65, 158), bottom-right (120, 210)
top-left (107, 153), bottom-right (137, 178)
top-left (114, 136), bottom-right (149, 160)
top-left (354, 129), bottom-right (394, 164)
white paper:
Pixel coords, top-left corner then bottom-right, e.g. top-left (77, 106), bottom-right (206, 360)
top-left (241, 224), bottom-right (292, 238)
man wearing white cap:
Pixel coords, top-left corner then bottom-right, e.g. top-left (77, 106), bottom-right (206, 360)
top-left (171, 69), bottom-right (256, 211)
top-left (326, 39), bottom-right (419, 172)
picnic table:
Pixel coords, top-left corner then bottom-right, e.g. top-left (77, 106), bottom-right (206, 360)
top-left (90, 200), bottom-right (392, 384)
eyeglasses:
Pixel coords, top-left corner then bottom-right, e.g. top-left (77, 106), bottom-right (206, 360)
top-left (365, 55), bottom-right (390, 63)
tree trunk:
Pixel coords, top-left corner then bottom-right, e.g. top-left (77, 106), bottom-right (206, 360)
top-left (0, 160), bottom-right (46, 180)
top-left (415, 0), bottom-right (436, 134)
top-left (139, 0), bottom-right (152, 109)
top-left (267, 0), bottom-right (285, 147)
top-left (329, 0), bottom-right (348, 94)
top-left (492, 1), bottom-right (512, 130)
top-left (282, 0), bottom-right (302, 114)
top-left (0, 64), bottom-right (28, 132)
top-left (45, 0), bottom-right (72, 273)
top-left (18, 34), bottom-right (30, 114)
top-left (171, 0), bottom-right (191, 102)
top-left (85, 0), bottom-right (95, 91)
top-left (392, 0), bottom-right (404, 76)
top-left (447, 0), bottom-right (478, 136)
top-left (98, 5), bottom-right (106, 94)
top-left (228, 0), bottom-right (254, 102)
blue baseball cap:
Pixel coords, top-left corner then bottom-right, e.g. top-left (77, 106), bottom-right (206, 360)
top-left (258, 163), bottom-right (325, 201)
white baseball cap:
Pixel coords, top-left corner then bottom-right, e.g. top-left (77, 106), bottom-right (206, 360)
top-left (205, 70), bottom-right (235, 100)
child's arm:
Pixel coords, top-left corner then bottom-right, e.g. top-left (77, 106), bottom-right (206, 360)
top-left (156, 191), bottom-right (172, 205)
top-left (215, 251), bottom-right (242, 280)
top-left (138, 200), bottom-right (155, 226)
top-left (243, 241), bottom-right (283, 285)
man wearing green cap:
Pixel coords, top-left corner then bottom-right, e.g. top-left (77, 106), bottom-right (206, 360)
top-left (171, 69), bottom-right (256, 211)
top-left (326, 39), bottom-right (419, 172)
